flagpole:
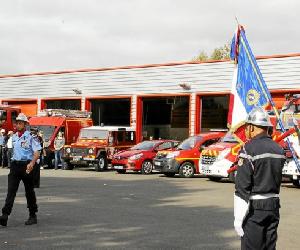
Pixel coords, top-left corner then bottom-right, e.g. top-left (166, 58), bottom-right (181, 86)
top-left (239, 32), bottom-right (300, 172)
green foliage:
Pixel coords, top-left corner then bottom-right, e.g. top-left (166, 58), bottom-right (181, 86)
top-left (192, 51), bottom-right (208, 62)
top-left (211, 44), bottom-right (230, 60)
top-left (193, 43), bottom-right (230, 62)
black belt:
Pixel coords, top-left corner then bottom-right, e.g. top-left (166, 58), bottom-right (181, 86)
top-left (12, 160), bottom-right (30, 164)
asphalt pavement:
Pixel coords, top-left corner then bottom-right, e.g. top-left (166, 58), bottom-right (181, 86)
top-left (0, 168), bottom-right (299, 250)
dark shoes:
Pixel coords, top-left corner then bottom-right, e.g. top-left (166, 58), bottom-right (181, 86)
top-left (0, 214), bottom-right (8, 227)
top-left (25, 215), bottom-right (37, 225)
top-left (0, 214), bottom-right (37, 226)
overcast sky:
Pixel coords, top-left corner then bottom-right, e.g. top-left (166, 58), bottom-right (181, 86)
top-left (1, 0), bottom-right (299, 74)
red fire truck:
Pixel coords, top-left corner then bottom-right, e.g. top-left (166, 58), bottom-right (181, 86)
top-left (0, 105), bottom-right (21, 132)
top-left (29, 109), bottom-right (93, 168)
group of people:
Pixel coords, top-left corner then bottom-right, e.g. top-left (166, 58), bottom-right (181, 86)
top-left (0, 129), bottom-right (14, 168)
top-left (0, 113), bottom-right (66, 228)
top-left (0, 108), bottom-right (288, 250)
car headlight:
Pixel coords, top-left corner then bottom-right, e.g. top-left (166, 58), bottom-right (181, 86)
top-left (129, 153), bottom-right (143, 160)
top-left (166, 151), bottom-right (180, 159)
top-left (216, 148), bottom-right (231, 161)
top-left (65, 148), bottom-right (71, 153)
top-left (88, 148), bottom-right (94, 154)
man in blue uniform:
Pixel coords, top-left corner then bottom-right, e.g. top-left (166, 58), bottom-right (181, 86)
top-left (234, 107), bottom-right (286, 250)
top-left (0, 113), bottom-right (41, 227)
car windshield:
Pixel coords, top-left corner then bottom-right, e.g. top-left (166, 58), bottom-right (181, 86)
top-left (131, 141), bottom-right (157, 150)
top-left (79, 129), bottom-right (108, 139)
top-left (31, 125), bottom-right (55, 141)
top-left (220, 132), bottom-right (238, 143)
top-left (278, 112), bottom-right (300, 130)
top-left (177, 136), bottom-right (202, 150)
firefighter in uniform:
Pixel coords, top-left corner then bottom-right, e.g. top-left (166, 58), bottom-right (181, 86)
top-left (234, 107), bottom-right (286, 250)
top-left (0, 113), bottom-right (41, 227)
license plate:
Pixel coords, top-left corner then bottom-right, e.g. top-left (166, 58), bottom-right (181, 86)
top-left (154, 161), bottom-right (161, 166)
top-left (114, 165), bottom-right (123, 170)
top-left (72, 156), bottom-right (81, 161)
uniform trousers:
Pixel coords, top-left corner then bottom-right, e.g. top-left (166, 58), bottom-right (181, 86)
top-left (2, 161), bottom-right (38, 216)
top-left (242, 199), bottom-right (280, 250)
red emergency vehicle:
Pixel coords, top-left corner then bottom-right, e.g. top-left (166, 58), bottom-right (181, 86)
top-left (153, 132), bottom-right (225, 178)
top-left (63, 126), bottom-right (136, 171)
top-left (29, 109), bottom-right (93, 168)
top-left (0, 105), bottom-right (21, 132)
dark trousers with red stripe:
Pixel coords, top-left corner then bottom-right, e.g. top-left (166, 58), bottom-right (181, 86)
top-left (2, 161), bottom-right (38, 216)
top-left (242, 199), bottom-right (280, 250)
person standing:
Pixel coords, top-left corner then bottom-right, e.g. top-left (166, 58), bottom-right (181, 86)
top-left (5, 131), bottom-right (13, 169)
top-left (54, 131), bottom-right (65, 170)
top-left (30, 127), bottom-right (42, 188)
top-left (234, 107), bottom-right (286, 250)
top-left (0, 113), bottom-right (41, 227)
top-left (0, 129), bottom-right (6, 167)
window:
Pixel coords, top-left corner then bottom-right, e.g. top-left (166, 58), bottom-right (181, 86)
top-left (11, 111), bottom-right (17, 123)
top-left (0, 110), bottom-right (7, 121)
top-left (157, 142), bottom-right (173, 150)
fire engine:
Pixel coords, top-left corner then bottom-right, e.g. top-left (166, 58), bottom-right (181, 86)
top-left (199, 94), bottom-right (300, 184)
top-left (63, 126), bottom-right (136, 171)
top-left (29, 109), bottom-right (93, 168)
top-left (0, 105), bottom-right (21, 132)
top-left (280, 95), bottom-right (300, 187)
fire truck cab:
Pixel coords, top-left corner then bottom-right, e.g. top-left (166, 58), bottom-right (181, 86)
top-left (280, 94), bottom-right (300, 186)
top-left (63, 126), bottom-right (136, 171)
top-left (29, 109), bottom-right (93, 168)
top-left (0, 105), bottom-right (21, 132)
top-left (199, 132), bottom-right (240, 182)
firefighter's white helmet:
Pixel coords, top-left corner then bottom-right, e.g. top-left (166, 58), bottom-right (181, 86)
top-left (16, 113), bottom-right (29, 123)
top-left (246, 106), bottom-right (272, 127)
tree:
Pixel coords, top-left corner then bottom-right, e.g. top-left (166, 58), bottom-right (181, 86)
top-left (210, 43), bottom-right (230, 60)
top-left (193, 43), bottom-right (230, 62)
top-left (192, 51), bottom-right (208, 62)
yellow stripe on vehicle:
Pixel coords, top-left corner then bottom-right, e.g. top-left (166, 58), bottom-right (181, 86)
top-left (175, 158), bottom-right (200, 161)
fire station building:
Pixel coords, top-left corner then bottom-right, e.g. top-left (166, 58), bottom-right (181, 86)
top-left (0, 53), bottom-right (299, 141)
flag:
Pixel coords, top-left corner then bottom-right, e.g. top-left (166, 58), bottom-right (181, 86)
top-left (227, 25), bottom-right (300, 173)
top-left (228, 25), bottom-right (270, 141)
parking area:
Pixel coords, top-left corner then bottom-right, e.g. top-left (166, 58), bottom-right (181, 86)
top-left (0, 169), bottom-right (299, 249)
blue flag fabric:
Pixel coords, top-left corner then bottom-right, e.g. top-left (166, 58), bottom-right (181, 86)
top-left (233, 29), bottom-right (271, 113)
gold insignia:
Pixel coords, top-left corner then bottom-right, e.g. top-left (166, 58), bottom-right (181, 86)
top-left (246, 89), bottom-right (260, 106)
top-left (238, 158), bottom-right (244, 166)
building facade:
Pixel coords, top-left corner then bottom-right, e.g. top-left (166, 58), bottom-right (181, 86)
top-left (0, 53), bottom-right (299, 141)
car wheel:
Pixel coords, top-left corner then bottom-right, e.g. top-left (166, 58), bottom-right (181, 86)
top-left (179, 162), bottom-right (195, 178)
top-left (164, 172), bottom-right (175, 177)
top-left (117, 169), bottom-right (126, 174)
top-left (208, 176), bottom-right (222, 182)
top-left (95, 156), bottom-right (107, 172)
top-left (141, 160), bottom-right (153, 175)
top-left (292, 179), bottom-right (300, 187)
top-left (63, 161), bottom-right (74, 170)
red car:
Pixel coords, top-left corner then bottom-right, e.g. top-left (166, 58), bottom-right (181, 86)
top-left (112, 140), bottom-right (179, 174)
top-left (153, 132), bottom-right (225, 178)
